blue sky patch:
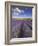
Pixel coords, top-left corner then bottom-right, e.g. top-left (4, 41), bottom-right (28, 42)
top-left (11, 6), bottom-right (32, 18)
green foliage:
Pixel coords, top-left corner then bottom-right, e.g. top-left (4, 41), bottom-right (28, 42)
top-left (15, 18), bottom-right (32, 20)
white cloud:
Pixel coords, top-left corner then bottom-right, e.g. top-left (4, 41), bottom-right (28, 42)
top-left (15, 8), bottom-right (24, 13)
top-left (12, 8), bottom-right (24, 13)
top-left (13, 8), bottom-right (21, 13)
top-left (12, 16), bottom-right (24, 18)
top-left (12, 14), bottom-right (27, 18)
top-left (12, 8), bottom-right (24, 16)
top-left (15, 8), bottom-right (21, 13)
top-left (13, 12), bottom-right (19, 16)
top-left (12, 16), bottom-right (31, 18)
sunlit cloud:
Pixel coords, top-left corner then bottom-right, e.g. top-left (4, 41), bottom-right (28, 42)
top-left (12, 14), bottom-right (27, 18)
top-left (12, 8), bottom-right (21, 13)
top-left (12, 8), bottom-right (24, 16)
top-left (14, 8), bottom-right (24, 13)
top-left (12, 16), bottom-right (31, 18)
top-left (15, 8), bottom-right (21, 13)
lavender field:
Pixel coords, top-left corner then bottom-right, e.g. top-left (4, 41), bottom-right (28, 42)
top-left (10, 18), bottom-right (32, 39)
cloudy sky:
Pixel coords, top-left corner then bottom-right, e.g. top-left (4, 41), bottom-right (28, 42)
top-left (11, 6), bottom-right (32, 18)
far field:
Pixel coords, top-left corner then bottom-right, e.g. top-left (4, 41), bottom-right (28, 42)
top-left (10, 18), bottom-right (32, 39)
